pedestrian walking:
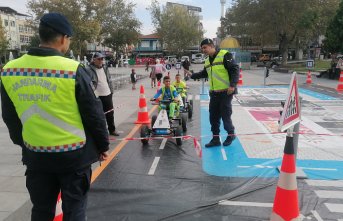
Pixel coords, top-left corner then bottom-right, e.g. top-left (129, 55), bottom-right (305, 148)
top-left (150, 66), bottom-right (157, 88)
top-left (154, 59), bottom-right (166, 82)
top-left (145, 60), bottom-right (149, 72)
top-left (86, 52), bottom-right (120, 136)
top-left (0, 12), bottom-right (109, 221)
top-left (182, 57), bottom-right (191, 79)
top-left (189, 38), bottom-right (239, 147)
top-left (131, 68), bottom-right (137, 90)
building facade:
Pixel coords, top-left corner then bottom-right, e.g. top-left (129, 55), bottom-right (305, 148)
top-left (0, 7), bottom-right (34, 57)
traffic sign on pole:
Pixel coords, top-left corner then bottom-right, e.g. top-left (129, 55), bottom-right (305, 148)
top-left (165, 64), bottom-right (172, 70)
top-left (278, 72), bottom-right (301, 132)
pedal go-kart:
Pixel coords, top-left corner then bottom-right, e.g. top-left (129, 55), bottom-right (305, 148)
top-left (175, 87), bottom-right (193, 119)
top-left (140, 99), bottom-right (187, 146)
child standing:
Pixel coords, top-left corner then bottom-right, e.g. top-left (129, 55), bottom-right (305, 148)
top-left (130, 69), bottom-right (137, 90)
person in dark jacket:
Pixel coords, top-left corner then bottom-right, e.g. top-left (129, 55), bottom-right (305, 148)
top-left (0, 13), bottom-right (109, 221)
top-left (85, 52), bottom-right (120, 136)
top-left (130, 68), bottom-right (137, 90)
top-left (189, 38), bottom-right (239, 147)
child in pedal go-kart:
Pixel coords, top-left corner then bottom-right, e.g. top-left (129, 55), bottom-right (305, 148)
top-left (151, 76), bottom-right (180, 119)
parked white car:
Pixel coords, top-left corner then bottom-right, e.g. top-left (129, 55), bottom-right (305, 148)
top-left (181, 56), bottom-right (190, 63)
top-left (192, 57), bottom-right (205, 64)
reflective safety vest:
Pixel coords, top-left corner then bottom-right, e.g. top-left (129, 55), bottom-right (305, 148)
top-left (204, 50), bottom-right (230, 91)
top-left (172, 80), bottom-right (187, 97)
top-left (161, 85), bottom-right (177, 100)
top-left (1, 54), bottom-right (86, 153)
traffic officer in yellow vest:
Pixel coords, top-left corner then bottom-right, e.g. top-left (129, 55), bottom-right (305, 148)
top-left (0, 13), bottom-right (109, 221)
top-left (189, 38), bottom-right (239, 147)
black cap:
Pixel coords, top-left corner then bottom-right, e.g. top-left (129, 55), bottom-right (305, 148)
top-left (92, 52), bottom-right (105, 59)
top-left (200, 38), bottom-right (214, 47)
top-left (40, 12), bottom-right (73, 37)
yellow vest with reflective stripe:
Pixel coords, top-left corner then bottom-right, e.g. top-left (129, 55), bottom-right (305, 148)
top-left (161, 85), bottom-right (177, 100)
top-left (1, 54), bottom-right (86, 152)
top-left (172, 81), bottom-right (187, 97)
top-left (204, 50), bottom-right (230, 91)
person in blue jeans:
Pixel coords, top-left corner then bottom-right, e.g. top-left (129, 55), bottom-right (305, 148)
top-left (151, 76), bottom-right (180, 118)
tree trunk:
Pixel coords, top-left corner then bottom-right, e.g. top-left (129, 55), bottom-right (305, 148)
top-left (279, 34), bottom-right (289, 66)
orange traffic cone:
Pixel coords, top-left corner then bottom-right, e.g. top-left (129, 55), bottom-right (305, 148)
top-left (270, 135), bottom-right (300, 221)
top-left (336, 70), bottom-right (343, 92)
top-left (135, 85), bottom-right (151, 124)
top-left (53, 192), bottom-right (63, 221)
top-left (156, 81), bottom-right (161, 93)
top-left (306, 70), bottom-right (312, 84)
top-left (238, 62), bottom-right (243, 86)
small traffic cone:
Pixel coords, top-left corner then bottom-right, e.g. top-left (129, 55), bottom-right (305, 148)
top-left (156, 81), bottom-right (161, 93)
top-left (336, 70), bottom-right (343, 92)
top-left (135, 85), bottom-right (150, 124)
top-left (53, 192), bottom-right (63, 221)
top-left (238, 62), bottom-right (243, 86)
top-left (306, 70), bottom-right (312, 84)
top-left (270, 135), bottom-right (300, 221)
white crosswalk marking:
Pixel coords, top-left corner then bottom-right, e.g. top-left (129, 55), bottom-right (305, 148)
top-left (324, 203), bottom-right (343, 213)
top-left (306, 180), bottom-right (343, 187)
top-left (306, 179), bottom-right (343, 219)
top-left (315, 190), bottom-right (343, 199)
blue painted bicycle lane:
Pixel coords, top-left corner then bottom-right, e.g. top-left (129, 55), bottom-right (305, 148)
top-left (200, 87), bottom-right (343, 180)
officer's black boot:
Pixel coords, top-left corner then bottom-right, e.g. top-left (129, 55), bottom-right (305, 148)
top-left (223, 135), bottom-right (236, 146)
top-left (205, 137), bottom-right (221, 148)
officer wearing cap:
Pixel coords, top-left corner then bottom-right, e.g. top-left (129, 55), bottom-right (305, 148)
top-left (189, 38), bottom-right (239, 147)
top-left (1, 12), bottom-right (109, 220)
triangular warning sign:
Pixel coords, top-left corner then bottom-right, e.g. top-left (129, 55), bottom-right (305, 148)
top-left (153, 109), bottom-right (170, 129)
top-left (278, 72), bottom-right (301, 132)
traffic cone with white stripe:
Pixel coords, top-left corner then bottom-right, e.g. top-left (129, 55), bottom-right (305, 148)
top-left (270, 135), bottom-right (300, 221)
top-left (238, 62), bottom-right (243, 86)
top-left (53, 192), bottom-right (63, 221)
top-left (135, 85), bottom-right (151, 124)
top-left (306, 70), bottom-right (312, 84)
top-left (336, 70), bottom-right (343, 92)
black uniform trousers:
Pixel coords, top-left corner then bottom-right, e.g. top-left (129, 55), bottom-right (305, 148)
top-left (99, 94), bottom-right (116, 133)
top-left (209, 91), bottom-right (235, 136)
top-left (26, 166), bottom-right (91, 221)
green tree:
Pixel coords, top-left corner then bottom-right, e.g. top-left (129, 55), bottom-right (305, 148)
top-left (148, 0), bottom-right (203, 56)
top-left (27, 0), bottom-right (105, 56)
top-left (324, 0), bottom-right (343, 53)
top-left (223, 0), bottom-right (339, 64)
top-left (102, 0), bottom-right (141, 53)
top-left (0, 19), bottom-right (8, 63)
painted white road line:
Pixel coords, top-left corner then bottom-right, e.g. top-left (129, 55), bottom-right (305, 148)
top-left (159, 138), bottom-right (167, 150)
top-left (221, 148), bottom-right (227, 161)
top-left (219, 200), bottom-right (272, 207)
top-left (311, 210), bottom-right (324, 221)
top-left (301, 167), bottom-right (337, 171)
top-left (306, 180), bottom-right (343, 187)
top-left (324, 203), bottom-right (343, 213)
top-left (148, 157), bottom-right (160, 175)
top-left (315, 190), bottom-right (343, 199)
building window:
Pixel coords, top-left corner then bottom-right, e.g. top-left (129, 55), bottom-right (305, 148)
top-left (10, 21), bottom-right (15, 27)
top-left (20, 35), bottom-right (31, 44)
top-left (19, 25), bottom-right (24, 32)
top-left (140, 41), bottom-right (150, 48)
top-left (4, 19), bottom-right (8, 26)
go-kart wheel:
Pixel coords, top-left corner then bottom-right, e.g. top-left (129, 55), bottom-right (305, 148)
top-left (188, 103), bottom-right (193, 119)
top-left (140, 125), bottom-right (150, 145)
top-left (175, 126), bottom-right (183, 146)
top-left (151, 115), bottom-right (157, 128)
top-left (181, 114), bottom-right (187, 132)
